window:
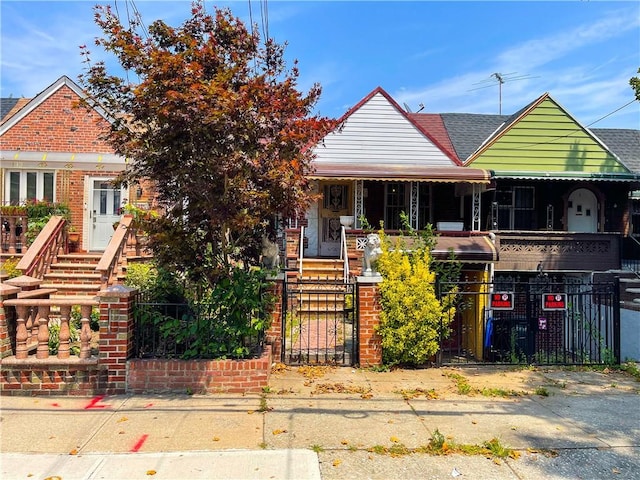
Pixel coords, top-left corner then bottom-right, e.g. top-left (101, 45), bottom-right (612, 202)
top-left (496, 186), bottom-right (535, 230)
top-left (385, 182), bottom-right (406, 230)
top-left (7, 171), bottom-right (55, 204)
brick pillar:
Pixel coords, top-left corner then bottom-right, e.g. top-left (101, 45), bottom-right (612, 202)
top-left (356, 275), bottom-right (383, 367)
top-left (265, 274), bottom-right (284, 362)
top-left (0, 284), bottom-right (20, 358)
top-left (97, 285), bottom-right (137, 394)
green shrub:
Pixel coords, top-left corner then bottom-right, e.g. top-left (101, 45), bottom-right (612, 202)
top-left (0, 257), bottom-right (21, 278)
top-left (23, 200), bottom-right (70, 245)
top-left (48, 322), bottom-right (80, 356)
top-left (375, 225), bottom-right (457, 366)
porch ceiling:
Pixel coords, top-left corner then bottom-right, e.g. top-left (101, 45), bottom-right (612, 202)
top-left (309, 163), bottom-right (491, 183)
top-left (432, 235), bottom-right (498, 263)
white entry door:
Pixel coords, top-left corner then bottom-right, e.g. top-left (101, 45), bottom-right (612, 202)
top-left (89, 178), bottom-right (123, 251)
top-left (567, 188), bottom-right (598, 233)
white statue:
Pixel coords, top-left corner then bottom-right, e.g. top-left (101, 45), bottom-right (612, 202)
top-left (261, 236), bottom-right (280, 270)
top-left (363, 233), bottom-right (382, 276)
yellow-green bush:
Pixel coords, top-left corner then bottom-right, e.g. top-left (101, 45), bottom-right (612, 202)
top-left (375, 225), bottom-right (457, 366)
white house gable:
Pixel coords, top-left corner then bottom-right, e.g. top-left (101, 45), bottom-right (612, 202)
top-left (312, 91), bottom-right (456, 167)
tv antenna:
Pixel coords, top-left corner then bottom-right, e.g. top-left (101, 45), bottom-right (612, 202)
top-left (469, 72), bottom-right (537, 114)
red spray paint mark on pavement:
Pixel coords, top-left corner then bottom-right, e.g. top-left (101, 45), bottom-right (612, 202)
top-left (143, 403), bottom-right (154, 409)
top-left (130, 434), bottom-right (149, 452)
top-left (83, 395), bottom-right (110, 409)
top-left (51, 403), bottom-right (61, 407)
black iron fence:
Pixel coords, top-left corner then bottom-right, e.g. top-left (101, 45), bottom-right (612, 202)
top-left (132, 292), bottom-right (266, 360)
top-left (438, 279), bottom-right (619, 366)
top-left (281, 276), bottom-right (357, 366)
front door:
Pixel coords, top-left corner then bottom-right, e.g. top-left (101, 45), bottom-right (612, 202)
top-left (89, 178), bottom-right (123, 251)
top-left (319, 182), bottom-right (350, 257)
top-left (567, 188), bottom-right (597, 233)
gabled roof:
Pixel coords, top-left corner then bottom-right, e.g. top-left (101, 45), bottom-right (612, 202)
top-left (415, 92), bottom-right (637, 181)
top-left (327, 86), bottom-right (461, 166)
top-left (0, 75), bottom-right (111, 136)
top-left (437, 113), bottom-right (510, 162)
top-left (407, 113), bottom-right (459, 162)
top-left (311, 87), bottom-right (492, 183)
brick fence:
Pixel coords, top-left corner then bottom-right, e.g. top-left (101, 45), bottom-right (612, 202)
top-left (0, 277), bottom-right (384, 396)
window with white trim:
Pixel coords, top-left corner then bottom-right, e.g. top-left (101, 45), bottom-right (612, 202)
top-left (6, 171), bottom-right (55, 205)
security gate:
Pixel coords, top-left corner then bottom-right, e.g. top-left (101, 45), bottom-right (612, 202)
top-left (281, 276), bottom-right (357, 366)
top-left (439, 279), bottom-right (619, 366)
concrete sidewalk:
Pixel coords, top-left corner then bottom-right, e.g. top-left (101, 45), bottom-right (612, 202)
top-left (1, 365), bottom-right (639, 479)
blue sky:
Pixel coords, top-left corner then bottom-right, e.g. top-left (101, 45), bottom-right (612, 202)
top-left (1, 1), bottom-right (639, 129)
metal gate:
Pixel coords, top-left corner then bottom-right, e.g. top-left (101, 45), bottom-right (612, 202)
top-left (439, 279), bottom-right (619, 366)
top-left (281, 276), bottom-right (357, 366)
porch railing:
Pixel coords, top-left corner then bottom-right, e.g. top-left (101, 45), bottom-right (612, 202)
top-left (96, 215), bottom-right (135, 290)
top-left (1, 213), bottom-right (28, 254)
top-left (3, 297), bottom-right (98, 360)
top-left (298, 225), bottom-right (305, 276)
top-left (340, 225), bottom-right (350, 282)
top-left (15, 215), bottom-right (67, 278)
top-left (622, 235), bottom-right (640, 275)
top-left (493, 231), bottom-right (621, 272)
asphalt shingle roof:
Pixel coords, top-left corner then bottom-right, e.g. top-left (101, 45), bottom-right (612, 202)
top-left (592, 128), bottom-right (640, 173)
top-left (0, 98), bottom-right (19, 121)
top-left (438, 113), bottom-right (510, 162)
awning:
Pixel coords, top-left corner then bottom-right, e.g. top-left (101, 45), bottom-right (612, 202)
top-left (309, 162), bottom-right (491, 183)
top-left (385, 233), bottom-right (498, 263)
top-left (494, 171), bottom-right (640, 182)
top-left (432, 234), bottom-right (497, 263)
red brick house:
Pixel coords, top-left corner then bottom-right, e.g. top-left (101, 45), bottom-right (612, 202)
top-left (0, 75), bottom-right (148, 252)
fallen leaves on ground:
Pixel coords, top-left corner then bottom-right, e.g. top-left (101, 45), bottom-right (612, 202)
top-left (311, 382), bottom-right (372, 397)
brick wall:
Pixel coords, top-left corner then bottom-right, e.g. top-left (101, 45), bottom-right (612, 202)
top-left (356, 278), bottom-right (383, 366)
top-left (127, 347), bottom-right (272, 394)
top-left (0, 84), bottom-right (113, 152)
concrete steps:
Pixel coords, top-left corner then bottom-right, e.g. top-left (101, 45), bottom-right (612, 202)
top-left (40, 253), bottom-right (103, 297)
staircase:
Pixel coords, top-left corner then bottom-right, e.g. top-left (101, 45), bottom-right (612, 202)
top-left (41, 253), bottom-right (103, 299)
top-left (618, 271), bottom-right (640, 309)
top-left (293, 258), bottom-right (350, 321)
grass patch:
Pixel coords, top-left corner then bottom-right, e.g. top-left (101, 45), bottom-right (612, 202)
top-left (445, 372), bottom-right (525, 397)
top-left (257, 394), bottom-right (273, 412)
top-left (396, 388), bottom-right (439, 400)
top-left (364, 429), bottom-right (520, 460)
top-left (534, 386), bottom-right (549, 397)
top-left (310, 444), bottom-right (324, 453)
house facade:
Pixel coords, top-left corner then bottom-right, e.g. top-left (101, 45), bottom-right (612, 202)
top-left (0, 76), bottom-right (148, 253)
top-left (292, 87), bottom-right (639, 363)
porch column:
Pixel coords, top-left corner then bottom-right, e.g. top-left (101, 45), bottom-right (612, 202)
top-left (410, 182), bottom-right (419, 230)
top-left (472, 184), bottom-right (481, 231)
top-left (354, 180), bottom-right (364, 228)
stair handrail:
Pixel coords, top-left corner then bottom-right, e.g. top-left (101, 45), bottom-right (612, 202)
top-left (96, 215), bottom-right (134, 289)
top-left (298, 225), bottom-right (304, 276)
top-left (623, 234), bottom-right (640, 277)
top-left (16, 215), bottom-right (67, 278)
top-left (340, 225), bottom-right (350, 283)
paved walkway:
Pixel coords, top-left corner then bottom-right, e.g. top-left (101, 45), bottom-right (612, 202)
top-left (1, 365), bottom-right (639, 479)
